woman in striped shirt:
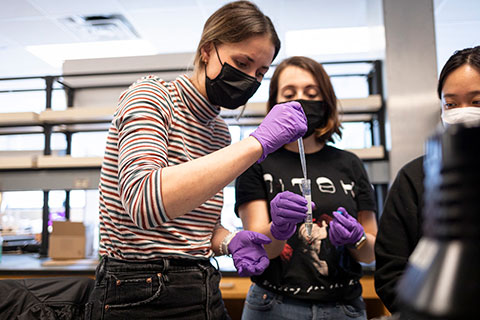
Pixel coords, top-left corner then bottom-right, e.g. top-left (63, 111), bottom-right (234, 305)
top-left (86, 1), bottom-right (308, 319)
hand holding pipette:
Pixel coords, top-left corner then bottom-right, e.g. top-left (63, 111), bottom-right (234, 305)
top-left (250, 101), bottom-right (307, 163)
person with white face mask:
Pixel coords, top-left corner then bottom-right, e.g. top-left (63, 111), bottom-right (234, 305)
top-left (439, 55), bottom-right (480, 127)
top-left (442, 106), bottom-right (480, 126)
top-left (375, 45), bottom-right (480, 314)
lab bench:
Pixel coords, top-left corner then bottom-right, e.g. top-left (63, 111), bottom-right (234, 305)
top-left (0, 253), bottom-right (389, 319)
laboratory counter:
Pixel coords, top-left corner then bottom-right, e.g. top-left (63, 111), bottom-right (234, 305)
top-left (0, 253), bottom-right (389, 319)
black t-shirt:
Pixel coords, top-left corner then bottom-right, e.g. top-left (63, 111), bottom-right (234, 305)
top-left (374, 156), bottom-right (425, 313)
top-left (235, 145), bottom-right (376, 302)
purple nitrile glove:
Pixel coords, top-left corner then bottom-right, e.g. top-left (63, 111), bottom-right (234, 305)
top-left (228, 230), bottom-right (272, 277)
top-left (250, 101), bottom-right (307, 163)
top-left (270, 191), bottom-right (308, 240)
top-left (328, 207), bottom-right (364, 246)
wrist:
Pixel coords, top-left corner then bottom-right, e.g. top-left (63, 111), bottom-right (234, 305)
top-left (270, 222), bottom-right (294, 241)
top-left (219, 231), bottom-right (238, 256)
top-left (248, 134), bottom-right (267, 163)
top-left (347, 232), bottom-right (367, 249)
top-left (247, 135), bottom-right (265, 163)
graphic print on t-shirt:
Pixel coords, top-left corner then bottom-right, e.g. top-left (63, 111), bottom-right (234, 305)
top-left (316, 177), bottom-right (336, 193)
top-left (280, 222), bottom-right (330, 276)
top-left (263, 173), bottom-right (273, 193)
top-left (298, 221), bottom-right (329, 276)
top-left (270, 173), bottom-right (359, 281)
top-left (266, 175), bottom-right (357, 198)
top-left (340, 180), bottom-right (355, 197)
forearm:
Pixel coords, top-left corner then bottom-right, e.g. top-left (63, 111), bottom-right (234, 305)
top-left (211, 226), bottom-right (232, 256)
top-left (349, 210), bottom-right (377, 263)
top-left (238, 200), bottom-right (286, 259)
top-left (248, 223), bottom-right (286, 259)
top-left (349, 232), bottom-right (376, 263)
top-left (161, 136), bottom-right (262, 219)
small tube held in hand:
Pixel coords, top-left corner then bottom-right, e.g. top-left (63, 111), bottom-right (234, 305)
top-left (301, 178), bottom-right (312, 237)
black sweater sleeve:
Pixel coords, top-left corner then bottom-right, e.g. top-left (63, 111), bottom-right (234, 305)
top-left (374, 156), bottom-right (424, 313)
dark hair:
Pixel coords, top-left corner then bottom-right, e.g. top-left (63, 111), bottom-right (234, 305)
top-left (267, 56), bottom-right (342, 142)
top-left (194, 1), bottom-right (280, 69)
top-left (437, 46), bottom-right (480, 98)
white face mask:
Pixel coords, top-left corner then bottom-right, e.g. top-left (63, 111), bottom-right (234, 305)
top-left (441, 107), bottom-right (480, 127)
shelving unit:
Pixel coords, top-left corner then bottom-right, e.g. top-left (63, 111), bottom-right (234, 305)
top-left (0, 59), bottom-right (389, 256)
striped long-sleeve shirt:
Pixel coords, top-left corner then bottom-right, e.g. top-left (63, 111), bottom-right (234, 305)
top-left (99, 75), bottom-right (231, 260)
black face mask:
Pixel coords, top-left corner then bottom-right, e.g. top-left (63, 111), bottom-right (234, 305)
top-left (295, 99), bottom-right (328, 138)
top-left (205, 45), bottom-right (261, 109)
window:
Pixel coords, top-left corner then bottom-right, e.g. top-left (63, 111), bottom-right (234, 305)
top-left (71, 131), bottom-right (108, 157)
top-left (434, 0), bottom-right (480, 73)
top-left (0, 189), bottom-right (99, 255)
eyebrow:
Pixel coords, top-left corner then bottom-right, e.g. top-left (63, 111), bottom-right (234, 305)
top-left (443, 90), bottom-right (480, 97)
top-left (281, 84), bottom-right (319, 90)
top-left (240, 54), bottom-right (269, 70)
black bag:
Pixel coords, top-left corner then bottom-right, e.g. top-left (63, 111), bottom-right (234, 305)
top-left (0, 277), bottom-right (94, 320)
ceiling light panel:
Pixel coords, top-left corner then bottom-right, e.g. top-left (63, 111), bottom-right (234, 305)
top-left (59, 14), bottom-right (139, 42)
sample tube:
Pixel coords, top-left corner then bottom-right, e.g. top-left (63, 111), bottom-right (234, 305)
top-left (301, 178), bottom-right (312, 237)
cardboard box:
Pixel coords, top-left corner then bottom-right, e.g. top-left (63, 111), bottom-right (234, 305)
top-left (48, 221), bottom-right (86, 259)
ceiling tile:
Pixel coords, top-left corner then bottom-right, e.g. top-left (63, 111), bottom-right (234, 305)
top-left (0, 18), bottom-right (79, 45)
top-left (128, 7), bottom-right (205, 53)
top-left (0, 0), bottom-right (43, 19)
top-left (118, 0), bottom-right (199, 11)
top-left (27, 0), bottom-right (123, 16)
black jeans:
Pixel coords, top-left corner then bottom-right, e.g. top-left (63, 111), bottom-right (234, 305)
top-left (85, 256), bottom-right (230, 320)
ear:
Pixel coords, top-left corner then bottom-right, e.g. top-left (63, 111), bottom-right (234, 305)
top-left (200, 42), bottom-right (213, 64)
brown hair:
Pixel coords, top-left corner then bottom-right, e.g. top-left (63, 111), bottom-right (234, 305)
top-left (268, 56), bottom-right (342, 142)
top-left (437, 46), bottom-right (480, 98)
top-left (194, 1), bottom-right (280, 69)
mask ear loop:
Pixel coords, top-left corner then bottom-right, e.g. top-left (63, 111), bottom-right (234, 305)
top-left (203, 42), bottom-right (224, 75)
top-left (235, 104), bottom-right (247, 121)
top-left (213, 43), bottom-right (223, 65)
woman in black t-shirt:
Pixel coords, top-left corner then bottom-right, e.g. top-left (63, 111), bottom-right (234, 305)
top-left (235, 56), bottom-right (378, 320)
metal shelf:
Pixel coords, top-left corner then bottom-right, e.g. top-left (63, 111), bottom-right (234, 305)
top-left (0, 59), bottom-right (388, 257)
top-left (0, 167), bottom-right (100, 192)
